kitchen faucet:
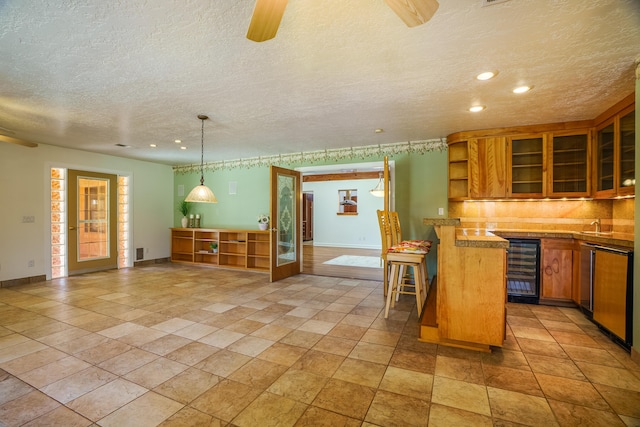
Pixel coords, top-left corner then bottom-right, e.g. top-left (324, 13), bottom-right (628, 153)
top-left (590, 219), bottom-right (601, 233)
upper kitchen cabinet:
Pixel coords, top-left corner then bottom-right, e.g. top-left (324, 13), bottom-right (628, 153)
top-left (447, 135), bottom-right (508, 200)
top-left (448, 122), bottom-right (591, 201)
top-left (593, 93), bottom-right (635, 199)
top-left (547, 131), bottom-right (590, 198)
top-left (618, 106), bottom-right (635, 196)
top-left (469, 137), bottom-right (508, 198)
top-left (508, 134), bottom-right (545, 198)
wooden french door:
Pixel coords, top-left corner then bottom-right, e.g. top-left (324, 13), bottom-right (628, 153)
top-left (67, 170), bottom-right (118, 275)
top-left (270, 165), bottom-right (302, 282)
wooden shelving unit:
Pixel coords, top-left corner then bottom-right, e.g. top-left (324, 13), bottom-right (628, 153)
top-left (448, 141), bottom-right (469, 200)
top-left (170, 228), bottom-right (270, 272)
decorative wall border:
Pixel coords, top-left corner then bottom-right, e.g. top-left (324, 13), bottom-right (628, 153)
top-left (173, 138), bottom-right (446, 174)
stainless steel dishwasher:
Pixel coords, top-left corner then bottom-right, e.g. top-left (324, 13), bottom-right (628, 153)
top-left (580, 243), bottom-right (633, 349)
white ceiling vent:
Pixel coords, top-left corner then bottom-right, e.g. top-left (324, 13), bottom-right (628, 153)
top-left (481, 0), bottom-right (511, 6)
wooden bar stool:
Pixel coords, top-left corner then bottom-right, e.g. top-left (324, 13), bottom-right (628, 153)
top-left (377, 210), bottom-right (431, 318)
top-left (385, 248), bottom-right (428, 318)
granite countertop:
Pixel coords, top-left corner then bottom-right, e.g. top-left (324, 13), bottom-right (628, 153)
top-left (455, 228), bottom-right (509, 249)
top-left (492, 229), bottom-right (634, 249)
top-left (423, 218), bottom-right (634, 250)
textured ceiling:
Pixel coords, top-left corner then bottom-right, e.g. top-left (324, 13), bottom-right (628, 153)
top-left (0, 0), bottom-right (639, 166)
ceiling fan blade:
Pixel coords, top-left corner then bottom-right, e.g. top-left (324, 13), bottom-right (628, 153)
top-left (0, 134), bottom-right (38, 148)
top-left (246, 0), bottom-right (288, 42)
top-left (384, 0), bottom-right (439, 27)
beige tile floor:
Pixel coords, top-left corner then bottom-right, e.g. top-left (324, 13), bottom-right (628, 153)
top-left (0, 263), bottom-right (639, 426)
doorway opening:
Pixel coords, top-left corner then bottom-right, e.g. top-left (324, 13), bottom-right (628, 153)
top-left (296, 160), bottom-right (393, 281)
top-left (303, 191), bottom-right (314, 243)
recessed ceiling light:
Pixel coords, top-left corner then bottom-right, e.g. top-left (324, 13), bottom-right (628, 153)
top-left (476, 71), bottom-right (498, 81)
top-left (174, 139), bottom-right (181, 144)
top-left (513, 85), bottom-right (532, 94)
top-left (180, 146), bottom-right (187, 150)
top-left (150, 144), bottom-right (156, 148)
top-left (374, 128), bottom-right (384, 133)
top-left (469, 105), bottom-right (485, 112)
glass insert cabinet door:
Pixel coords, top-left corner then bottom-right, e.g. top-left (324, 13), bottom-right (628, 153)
top-left (596, 122), bottom-right (615, 193)
top-left (550, 133), bottom-right (588, 195)
top-left (510, 136), bottom-right (544, 196)
top-left (619, 109), bottom-right (635, 189)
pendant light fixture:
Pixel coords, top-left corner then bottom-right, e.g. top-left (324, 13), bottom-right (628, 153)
top-left (370, 172), bottom-right (385, 197)
top-left (185, 115), bottom-right (218, 203)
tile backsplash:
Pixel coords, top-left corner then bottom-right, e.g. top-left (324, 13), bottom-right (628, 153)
top-left (449, 198), bottom-right (634, 234)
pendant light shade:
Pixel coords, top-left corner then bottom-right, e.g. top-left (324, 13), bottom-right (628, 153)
top-left (185, 183), bottom-right (217, 203)
top-left (185, 115), bottom-right (218, 203)
top-left (370, 172), bottom-right (385, 197)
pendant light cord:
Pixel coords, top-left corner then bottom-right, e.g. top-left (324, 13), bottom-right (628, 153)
top-left (199, 117), bottom-right (205, 185)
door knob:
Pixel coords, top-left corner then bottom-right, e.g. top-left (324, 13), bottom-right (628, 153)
top-left (69, 226), bottom-right (76, 230)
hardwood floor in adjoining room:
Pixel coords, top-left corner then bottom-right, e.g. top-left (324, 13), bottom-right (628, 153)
top-left (302, 244), bottom-right (383, 282)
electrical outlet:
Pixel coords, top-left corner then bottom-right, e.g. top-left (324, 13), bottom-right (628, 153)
top-left (22, 216), bottom-right (35, 223)
top-left (438, 207), bottom-right (444, 216)
top-left (28, 260), bottom-right (34, 268)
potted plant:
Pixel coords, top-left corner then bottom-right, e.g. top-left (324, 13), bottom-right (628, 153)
top-left (178, 200), bottom-right (191, 228)
top-left (258, 214), bottom-right (270, 230)
top-left (210, 242), bottom-right (218, 253)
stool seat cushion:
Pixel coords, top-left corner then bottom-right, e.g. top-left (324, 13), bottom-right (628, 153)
top-left (387, 240), bottom-right (432, 254)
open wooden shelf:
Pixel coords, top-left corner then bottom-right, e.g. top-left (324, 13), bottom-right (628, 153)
top-left (170, 228), bottom-right (270, 272)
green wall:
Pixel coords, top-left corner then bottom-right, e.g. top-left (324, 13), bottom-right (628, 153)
top-left (174, 150), bottom-right (449, 278)
top-left (174, 168), bottom-right (271, 229)
top-left (174, 150), bottom-right (448, 234)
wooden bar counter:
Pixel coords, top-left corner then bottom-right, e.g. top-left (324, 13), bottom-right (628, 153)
top-left (421, 218), bottom-right (508, 352)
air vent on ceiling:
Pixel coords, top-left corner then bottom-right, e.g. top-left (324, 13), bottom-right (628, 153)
top-left (115, 143), bottom-right (131, 148)
top-left (481, 0), bottom-right (511, 6)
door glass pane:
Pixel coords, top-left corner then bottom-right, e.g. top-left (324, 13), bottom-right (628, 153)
top-left (77, 177), bottom-right (110, 260)
top-left (277, 172), bottom-right (296, 266)
top-left (552, 134), bottom-right (587, 193)
top-left (511, 137), bottom-right (543, 195)
top-left (619, 110), bottom-right (635, 188)
top-left (597, 123), bottom-right (614, 191)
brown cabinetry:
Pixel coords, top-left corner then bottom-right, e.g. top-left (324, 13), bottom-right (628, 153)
top-left (469, 137), bottom-right (507, 198)
top-left (594, 94), bottom-right (635, 198)
top-left (540, 238), bottom-right (573, 303)
top-left (421, 221), bottom-right (506, 351)
top-left (170, 228), bottom-right (270, 272)
top-left (447, 92), bottom-right (633, 201)
top-left (449, 122), bottom-right (591, 201)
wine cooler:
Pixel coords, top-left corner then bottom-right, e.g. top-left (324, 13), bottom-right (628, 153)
top-left (506, 239), bottom-right (540, 304)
